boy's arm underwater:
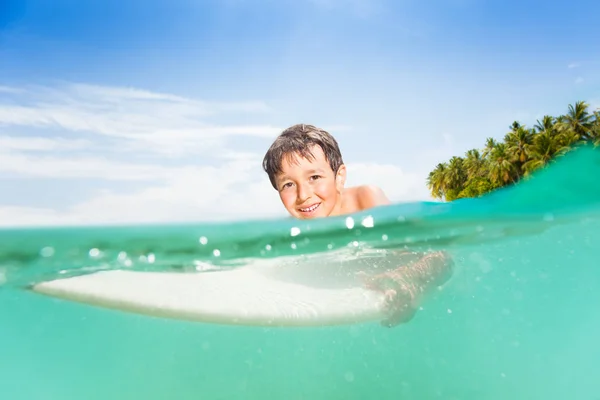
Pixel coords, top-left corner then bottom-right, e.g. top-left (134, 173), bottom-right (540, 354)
top-left (354, 186), bottom-right (455, 327)
top-left (361, 251), bottom-right (454, 327)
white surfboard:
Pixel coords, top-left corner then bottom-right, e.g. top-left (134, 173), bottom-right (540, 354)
top-left (32, 256), bottom-right (388, 327)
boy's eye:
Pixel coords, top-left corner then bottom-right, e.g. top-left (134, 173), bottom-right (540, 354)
top-left (310, 175), bottom-right (321, 180)
top-left (281, 182), bottom-right (293, 190)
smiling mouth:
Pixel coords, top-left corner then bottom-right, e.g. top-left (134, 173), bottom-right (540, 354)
top-left (298, 203), bottom-right (320, 213)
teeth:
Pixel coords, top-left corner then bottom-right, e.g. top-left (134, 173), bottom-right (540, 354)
top-left (300, 203), bottom-right (319, 212)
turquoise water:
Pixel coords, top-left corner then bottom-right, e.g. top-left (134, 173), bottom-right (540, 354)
top-left (1, 145), bottom-right (599, 399)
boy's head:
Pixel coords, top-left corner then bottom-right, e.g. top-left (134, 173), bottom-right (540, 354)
top-left (262, 124), bottom-right (347, 219)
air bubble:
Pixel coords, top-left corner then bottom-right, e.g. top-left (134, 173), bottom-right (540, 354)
top-left (265, 244), bottom-right (272, 251)
top-left (382, 234), bottom-right (388, 241)
top-left (213, 249), bottom-right (221, 257)
top-left (117, 251), bottom-right (127, 261)
top-left (89, 248), bottom-right (101, 258)
top-left (345, 217), bottom-right (355, 229)
top-left (199, 236), bottom-right (208, 245)
top-left (147, 253), bottom-right (156, 263)
top-left (361, 216), bottom-right (374, 228)
top-left (291, 243), bottom-right (297, 249)
top-left (290, 227), bottom-right (301, 236)
top-left (344, 372), bottom-right (355, 382)
top-left (40, 247), bottom-right (55, 257)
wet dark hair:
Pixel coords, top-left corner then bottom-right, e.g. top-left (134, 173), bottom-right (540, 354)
top-left (262, 124), bottom-right (344, 189)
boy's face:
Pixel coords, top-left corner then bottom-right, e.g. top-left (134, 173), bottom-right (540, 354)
top-left (275, 146), bottom-right (346, 219)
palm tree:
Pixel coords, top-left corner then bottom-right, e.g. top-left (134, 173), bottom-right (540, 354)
top-left (482, 137), bottom-right (498, 159)
top-left (488, 143), bottom-right (517, 185)
top-left (589, 110), bottom-right (600, 146)
top-left (505, 126), bottom-right (534, 165)
top-left (534, 115), bottom-right (555, 134)
top-left (427, 163), bottom-right (448, 199)
top-left (522, 131), bottom-right (563, 175)
top-left (445, 156), bottom-right (467, 191)
top-left (561, 101), bottom-right (593, 141)
top-left (463, 149), bottom-right (487, 179)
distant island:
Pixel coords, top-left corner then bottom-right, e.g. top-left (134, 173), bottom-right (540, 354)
top-left (427, 101), bottom-right (599, 201)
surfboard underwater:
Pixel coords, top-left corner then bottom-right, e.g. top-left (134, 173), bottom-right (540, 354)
top-left (33, 256), bottom-right (388, 327)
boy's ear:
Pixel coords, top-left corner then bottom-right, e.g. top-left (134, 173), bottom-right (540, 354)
top-left (336, 164), bottom-right (347, 190)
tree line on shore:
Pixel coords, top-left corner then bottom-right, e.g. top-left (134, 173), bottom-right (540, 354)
top-left (426, 101), bottom-right (599, 201)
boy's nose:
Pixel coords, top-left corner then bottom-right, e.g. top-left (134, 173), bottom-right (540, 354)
top-left (296, 184), bottom-right (311, 203)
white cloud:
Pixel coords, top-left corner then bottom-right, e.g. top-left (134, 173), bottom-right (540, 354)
top-left (0, 136), bottom-right (90, 152)
top-left (0, 85), bottom-right (22, 94)
top-left (0, 82), bottom-right (278, 157)
top-left (568, 62), bottom-right (580, 69)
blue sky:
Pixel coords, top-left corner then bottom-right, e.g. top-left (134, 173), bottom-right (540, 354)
top-left (0, 0), bottom-right (598, 226)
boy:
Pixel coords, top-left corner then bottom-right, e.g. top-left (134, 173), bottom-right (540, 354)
top-left (262, 123), bottom-right (454, 327)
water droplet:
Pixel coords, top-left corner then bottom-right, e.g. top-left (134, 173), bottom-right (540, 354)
top-left (147, 253), bottom-right (156, 263)
top-left (344, 371), bottom-right (355, 382)
top-left (290, 227), bottom-right (301, 236)
top-left (265, 244), bottom-right (272, 251)
top-left (327, 243), bottom-right (333, 250)
top-left (352, 241), bottom-right (359, 247)
top-left (447, 309), bottom-right (453, 314)
top-left (291, 243), bottom-right (297, 249)
top-left (381, 234), bottom-right (388, 241)
top-left (213, 249), bottom-right (221, 257)
top-left (500, 372), bottom-right (506, 378)
top-left (88, 248), bottom-right (101, 258)
top-left (361, 216), bottom-right (374, 228)
top-left (117, 251), bottom-right (127, 261)
top-left (124, 259), bottom-right (133, 267)
top-left (40, 247), bottom-right (55, 257)
top-left (199, 236), bottom-right (208, 245)
top-left (345, 217), bottom-right (355, 229)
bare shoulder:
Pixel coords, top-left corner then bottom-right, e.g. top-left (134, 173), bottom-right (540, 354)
top-left (352, 185), bottom-right (390, 210)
